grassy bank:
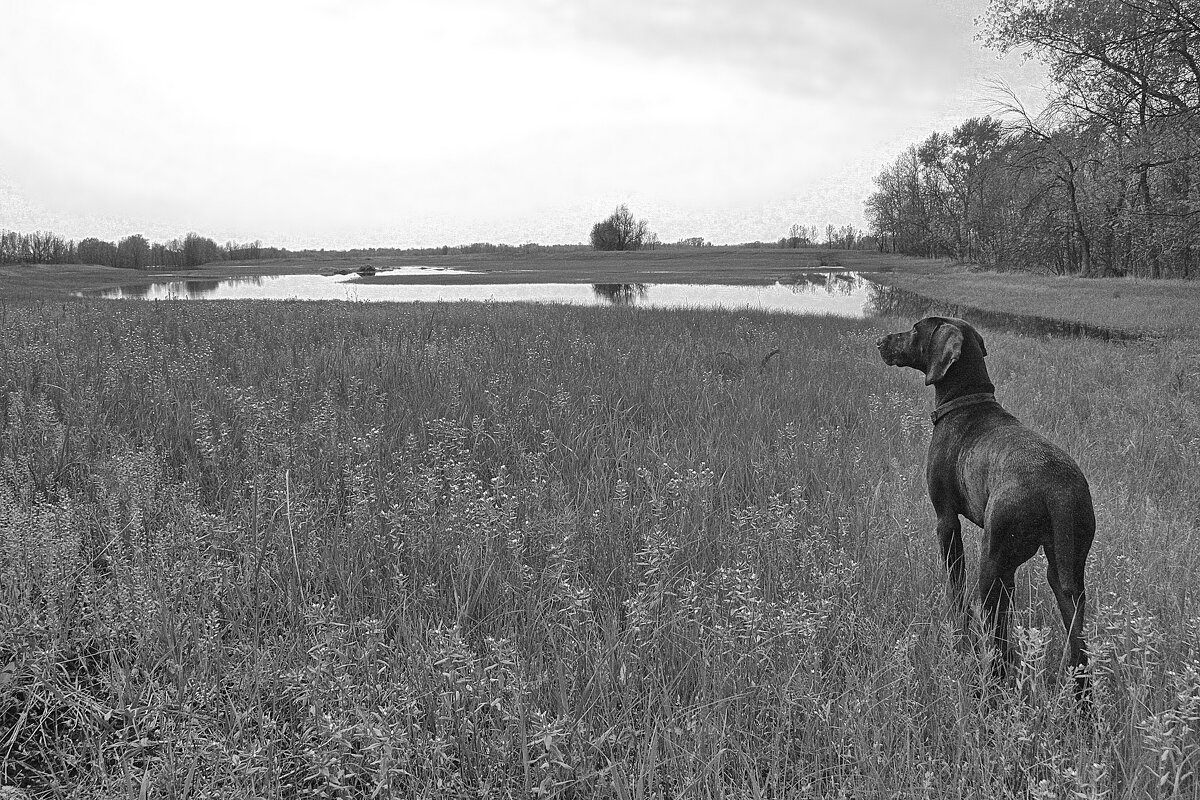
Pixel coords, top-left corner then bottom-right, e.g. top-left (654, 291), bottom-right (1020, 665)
top-left (868, 269), bottom-right (1200, 338)
top-left (2, 298), bottom-right (1198, 797)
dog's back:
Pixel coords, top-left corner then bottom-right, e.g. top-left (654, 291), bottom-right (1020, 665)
top-left (929, 403), bottom-right (1095, 589)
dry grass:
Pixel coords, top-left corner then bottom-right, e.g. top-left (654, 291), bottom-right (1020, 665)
top-left (1, 297), bottom-right (1198, 797)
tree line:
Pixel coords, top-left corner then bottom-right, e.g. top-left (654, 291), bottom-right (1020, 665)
top-left (866, 0), bottom-right (1199, 278)
top-left (777, 223), bottom-right (873, 250)
top-left (588, 206), bottom-right (877, 252)
top-left (0, 230), bottom-right (286, 269)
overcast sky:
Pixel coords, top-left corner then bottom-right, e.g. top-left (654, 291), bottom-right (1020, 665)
top-left (0, 0), bottom-right (1047, 249)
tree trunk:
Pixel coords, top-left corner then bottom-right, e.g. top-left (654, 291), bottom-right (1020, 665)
top-left (1065, 169), bottom-right (1093, 276)
top-left (1139, 166), bottom-right (1161, 278)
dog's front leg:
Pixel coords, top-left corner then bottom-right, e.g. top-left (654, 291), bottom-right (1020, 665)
top-left (936, 510), bottom-right (969, 641)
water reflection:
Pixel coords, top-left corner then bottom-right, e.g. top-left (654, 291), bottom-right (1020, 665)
top-left (98, 275), bottom-right (268, 300)
top-left (591, 283), bottom-right (647, 305)
top-left (85, 271), bottom-right (876, 317)
top-left (183, 279), bottom-right (222, 294)
top-left (83, 270), bottom-right (1131, 339)
top-left (115, 282), bottom-right (153, 298)
top-left (782, 271), bottom-right (866, 295)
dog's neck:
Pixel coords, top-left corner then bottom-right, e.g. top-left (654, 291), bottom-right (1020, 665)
top-left (934, 356), bottom-right (995, 406)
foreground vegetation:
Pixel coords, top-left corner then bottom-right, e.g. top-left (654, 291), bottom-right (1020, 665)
top-left (2, 298), bottom-right (1199, 797)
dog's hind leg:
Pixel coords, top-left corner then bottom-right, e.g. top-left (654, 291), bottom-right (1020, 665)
top-left (978, 554), bottom-right (1018, 679)
top-left (1045, 541), bottom-right (1090, 702)
top-left (979, 500), bottom-right (1042, 680)
top-left (1046, 493), bottom-right (1094, 702)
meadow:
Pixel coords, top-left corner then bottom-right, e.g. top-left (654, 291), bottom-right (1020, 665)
top-left (2, 295), bottom-right (1199, 798)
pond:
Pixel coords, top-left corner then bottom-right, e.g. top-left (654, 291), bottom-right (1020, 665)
top-left (85, 268), bottom-right (876, 318)
top-left (81, 268), bottom-right (1135, 339)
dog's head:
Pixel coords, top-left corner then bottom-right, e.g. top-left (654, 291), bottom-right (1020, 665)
top-left (876, 316), bottom-right (987, 386)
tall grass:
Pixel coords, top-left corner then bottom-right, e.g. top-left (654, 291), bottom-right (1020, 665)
top-left (1, 298), bottom-right (1198, 798)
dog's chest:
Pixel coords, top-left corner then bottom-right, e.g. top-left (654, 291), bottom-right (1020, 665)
top-left (927, 425), bottom-right (997, 527)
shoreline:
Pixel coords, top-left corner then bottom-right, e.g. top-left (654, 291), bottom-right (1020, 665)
top-left (2, 248), bottom-right (1197, 337)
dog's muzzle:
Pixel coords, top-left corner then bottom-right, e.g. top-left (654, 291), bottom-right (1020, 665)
top-left (876, 335), bottom-right (899, 365)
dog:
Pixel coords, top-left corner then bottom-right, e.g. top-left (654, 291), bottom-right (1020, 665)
top-left (876, 316), bottom-right (1094, 697)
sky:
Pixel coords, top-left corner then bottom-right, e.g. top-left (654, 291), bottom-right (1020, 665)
top-left (0, 0), bottom-right (1048, 250)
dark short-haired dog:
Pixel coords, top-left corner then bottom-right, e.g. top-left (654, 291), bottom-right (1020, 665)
top-left (876, 316), bottom-right (1094, 696)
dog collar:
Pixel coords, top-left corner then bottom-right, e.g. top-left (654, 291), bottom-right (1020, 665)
top-left (931, 393), bottom-right (998, 425)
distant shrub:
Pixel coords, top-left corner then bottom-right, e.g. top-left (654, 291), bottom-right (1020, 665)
top-left (590, 205), bottom-right (650, 251)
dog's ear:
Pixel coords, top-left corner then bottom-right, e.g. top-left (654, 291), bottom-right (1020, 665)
top-left (924, 323), bottom-right (964, 385)
top-left (969, 326), bottom-right (987, 357)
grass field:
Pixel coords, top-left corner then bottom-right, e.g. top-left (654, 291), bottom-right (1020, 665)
top-left (2, 296), bottom-right (1199, 797)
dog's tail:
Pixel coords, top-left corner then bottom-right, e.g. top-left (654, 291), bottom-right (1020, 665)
top-left (1049, 485), bottom-right (1095, 595)
top-left (1049, 482), bottom-right (1095, 697)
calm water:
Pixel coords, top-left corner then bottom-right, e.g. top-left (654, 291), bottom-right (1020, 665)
top-left (87, 269), bottom-right (876, 318)
top-left (82, 268), bottom-right (1133, 338)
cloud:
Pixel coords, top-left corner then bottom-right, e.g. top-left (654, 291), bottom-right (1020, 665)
top-left (0, 0), bottom-right (1047, 247)
top-left (530, 0), bottom-right (998, 108)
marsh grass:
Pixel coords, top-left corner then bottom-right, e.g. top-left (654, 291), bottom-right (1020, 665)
top-left (1, 299), bottom-right (1198, 797)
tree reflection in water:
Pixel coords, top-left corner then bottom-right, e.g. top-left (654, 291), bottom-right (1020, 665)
top-left (183, 279), bottom-right (222, 295)
top-left (591, 283), bottom-right (647, 305)
top-left (782, 271), bottom-right (863, 296)
top-left (174, 276), bottom-right (265, 298)
top-left (116, 283), bottom-right (154, 298)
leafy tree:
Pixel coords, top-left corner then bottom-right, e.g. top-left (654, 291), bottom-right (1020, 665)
top-left (183, 232), bottom-right (222, 267)
top-left (78, 237), bottom-right (118, 267)
top-left (117, 234), bottom-right (150, 270)
top-left (973, 0), bottom-right (1200, 277)
top-left (590, 205), bottom-right (650, 251)
top-left (981, 0), bottom-right (1199, 120)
